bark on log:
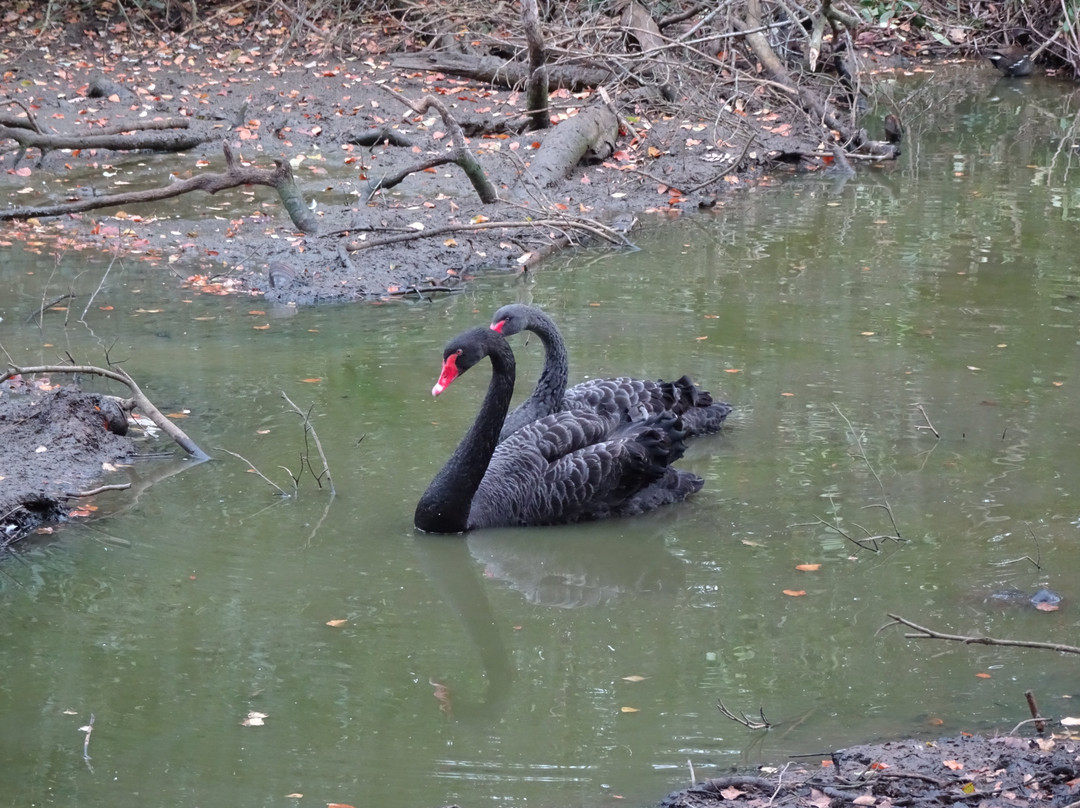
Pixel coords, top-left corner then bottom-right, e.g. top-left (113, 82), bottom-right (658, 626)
top-left (0, 142), bottom-right (319, 233)
top-left (393, 52), bottom-right (614, 92)
top-left (0, 124), bottom-right (212, 160)
top-left (519, 104), bottom-right (618, 190)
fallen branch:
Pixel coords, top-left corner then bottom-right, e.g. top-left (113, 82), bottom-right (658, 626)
top-left (0, 142), bottom-right (318, 234)
top-left (0, 120), bottom-right (210, 162)
top-left (717, 698), bottom-right (772, 730)
top-left (63, 483), bottom-right (133, 498)
top-left (881, 613), bottom-right (1080, 655)
top-left (0, 364), bottom-right (210, 461)
top-left (391, 51), bottom-right (614, 92)
top-left (381, 88), bottom-right (497, 203)
top-left (344, 216), bottom-right (626, 253)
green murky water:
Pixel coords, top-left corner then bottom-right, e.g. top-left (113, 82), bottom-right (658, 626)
top-left (1, 68), bottom-right (1079, 807)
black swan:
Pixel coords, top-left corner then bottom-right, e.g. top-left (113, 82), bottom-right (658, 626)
top-left (414, 327), bottom-right (703, 534)
top-left (490, 303), bottom-right (732, 441)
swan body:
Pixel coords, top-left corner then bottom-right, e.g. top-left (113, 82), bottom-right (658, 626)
top-left (490, 304), bottom-right (732, 441)
top-left (414, 327), bottom-right (702, 534)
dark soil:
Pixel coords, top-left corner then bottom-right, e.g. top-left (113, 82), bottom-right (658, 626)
top-left (0, 14), bottom-right (911, 306)
top-left (0, 379), bottom-right (135, 547)
top-left (660, 734), bottom-right (1080, 807)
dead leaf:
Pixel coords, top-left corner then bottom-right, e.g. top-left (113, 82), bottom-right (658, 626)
top-left (621, 675), bottom-right (647, 682)
top-left (943, 760), bottom-right (963, 770)
top-left (783, 589), bottom-right (807, 597)
top-left (620, 706), bottom-right (640, 713)
top-left (795, 564), bottom-right (821, 571)
top-left (326, 619), bottom-right (348, 627)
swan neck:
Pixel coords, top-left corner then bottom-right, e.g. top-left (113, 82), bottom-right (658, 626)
top-left (415, 338), bottom-right (515, 533)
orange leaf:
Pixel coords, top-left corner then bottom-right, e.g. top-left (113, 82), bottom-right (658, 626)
top-left (253, 324), bottom-right (270, 330)
top-left (325, 619), bottom-right (348, 628)
top-left (975, 672), bottom-right (992, 679)
top-left (621, 675), bottom-right (647, 682)
top-left (620, 706), bottom-right (640, 713)
top-left (943, 760), bottom-right (963, 770)
top-left (782, 589), bottom-right (806, 597)
top-left (301, 378), bottom-right (322, 383)
top-left (795, 564), bottom-right (821, 571)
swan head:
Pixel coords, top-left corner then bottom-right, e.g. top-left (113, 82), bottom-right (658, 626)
top-left (431, 327), bottom-right (514, 396)
top-left (489, 303), bottom-right (535, 338)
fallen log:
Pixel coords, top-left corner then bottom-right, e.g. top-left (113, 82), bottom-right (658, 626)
top-left (518, 104), bottom-right (618, 189)
top-left (379, 89), bottom-right (498, 203)
top-left (0, 123), bottom-right (212, 161)
top-left (393, 51), bottom-right (614, 92)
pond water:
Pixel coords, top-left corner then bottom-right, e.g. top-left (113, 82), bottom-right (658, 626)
top-left (2, 67), bottom-right (1079, 808)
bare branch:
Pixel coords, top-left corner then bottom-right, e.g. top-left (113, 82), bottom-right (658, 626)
top-left (881, 613), bottom-right (1080, 655)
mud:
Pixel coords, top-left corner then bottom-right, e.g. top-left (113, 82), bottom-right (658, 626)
top-left (0, 380), bottom-right (135, 547)
top-left (661, 733), bottom-right (1080, 807)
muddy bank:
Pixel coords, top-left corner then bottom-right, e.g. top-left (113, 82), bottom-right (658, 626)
top-left (661, 733), bottom-right (1080, 807)
top-left (0, 381), bottom-right (135, 547)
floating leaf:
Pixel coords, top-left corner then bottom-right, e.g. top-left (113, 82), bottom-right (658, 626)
top-left (620, 706), bottom-right (640, 713)
top-left (783, 589), bottom-right (807, 597)
top-left (795, 564), bottom-right (821, 571)
top-left (622, 675), bottom-right (647, 682)
top-left (975, 672), bottom-right (992, 679)
top-left (326, 619), bottom-right (348, 628)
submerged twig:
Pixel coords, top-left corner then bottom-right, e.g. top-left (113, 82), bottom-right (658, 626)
top-left (281, 392), bottom-right (335, 496)
top-left (717, 698), bottom-right (772, 730)
top-left (879, 613), bottom-right (1080, 655)
top-left (217, 447), bottom-right (290, 497)
top-left (915, 404), bottom-right (939, 438)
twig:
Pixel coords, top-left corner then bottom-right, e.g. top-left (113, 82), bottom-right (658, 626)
top-left (915, 404), bottom-right (939, 438)
top-left (80, 249), bottom-right (121, 323)
top-left (1025, 690), bottom-right (1046, 734)
top-left (834, 405), bottom-right (901, 540)
top-left (992, 525), bottom-right (1043, 570)
top-left (880, 613), bottom-right (1080, 655)
top-left (346, 216), bottom-right (625, 252)
top-left (1008, 716), bottom-right (1053, 736)
top-left (717, 698), bottom-right (772, 730)
top-left (281, 392), bottom-right (336, 496)
top-left (63, 483), bottom-right (133, 498)
top-left (791, 517), bottom-right (895, 553)
top-left (26, 293), bottom-right (74, 324)
top-left (217, 447), bottom-right (290, 497)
